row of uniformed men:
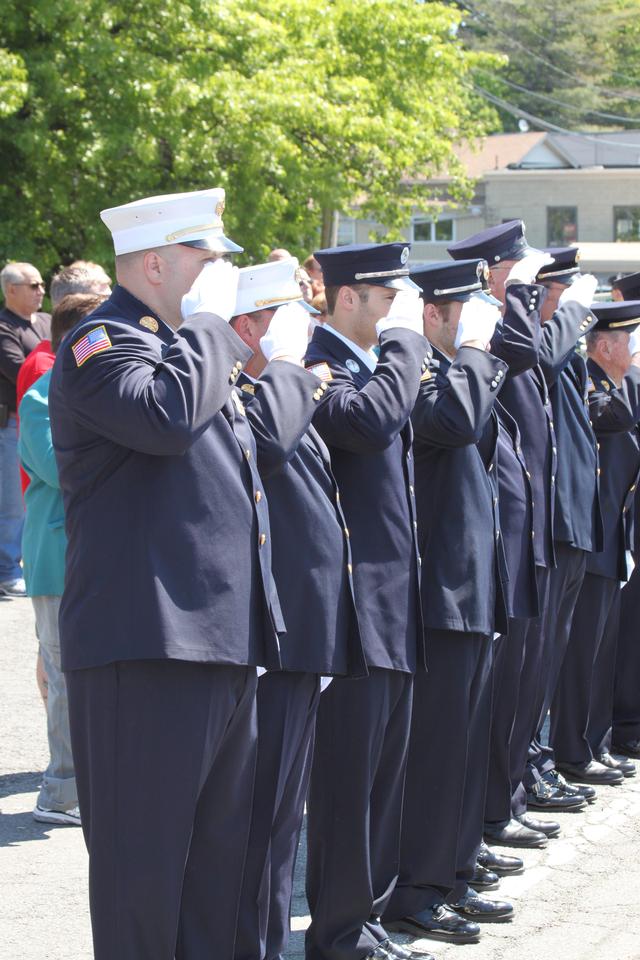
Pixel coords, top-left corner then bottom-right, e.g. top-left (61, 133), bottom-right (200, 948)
top-left (48, 187), bottom-right (640, 960)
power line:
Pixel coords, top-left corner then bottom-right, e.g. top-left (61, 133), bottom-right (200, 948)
top-left (476, 73), bottom-right (640, 125)
top-left (473, 83), bottom-right (640, 151)
top-left (462, 2), bottom-right (640, 105)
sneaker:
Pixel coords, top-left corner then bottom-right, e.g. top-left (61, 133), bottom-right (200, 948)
top-left (33, 804), bottom-right (81, 826)
top-left (0, 577), bottom-right (26, 597)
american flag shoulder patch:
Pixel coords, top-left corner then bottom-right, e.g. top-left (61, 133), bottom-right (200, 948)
top-left (306, 362), bottom-right (333, 382)
top-left (72, 326), bottom-right (112, 367)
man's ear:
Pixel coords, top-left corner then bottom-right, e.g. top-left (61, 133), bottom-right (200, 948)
top-left (142, 251), bottom-right (165, 286)
top-left (230, 313), bottom-right (252, 347)
top-left (337, 285), bottom-right (357, 312)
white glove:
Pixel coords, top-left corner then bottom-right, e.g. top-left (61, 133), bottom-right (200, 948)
top-left (259, 301), bottom-right (310, 363)
top-left (375, 290), bottom-right (424, 337)
top-left (629, 327), bottom-right (640, 357)
top-left (320, 676), bottom-right (333, 692)
top-left (181, 260), bottom-right (239, 323)
top-left (559, 273), bottom-right (598, 310)
top-left (454, 297), bottom-right (501, 349)
top-left (505, 252), bottom-right (553, 287)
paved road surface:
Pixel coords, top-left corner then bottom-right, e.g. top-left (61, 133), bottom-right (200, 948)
top-left (1, 595), bottom-right (639, 959)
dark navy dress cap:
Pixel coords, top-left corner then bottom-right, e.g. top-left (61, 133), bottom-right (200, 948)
top-left (613, 271), bottom-right (640, 301)
top-left (313, 242), bottom-right (419, 290)
top-left (590, 300), bottom-right (640, 332)
top-left (537, 247), bottom-right (581, 284)
top-left (447, 219), bottom-right (537, 264)
top-left (410, 258), bottom-right (499, 305)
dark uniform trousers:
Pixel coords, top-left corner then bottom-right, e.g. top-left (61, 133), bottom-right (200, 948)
top-left (550, 572), bottom-right (621, 765)
top-left (306, 669), bottom-right (413, 960)
top-left (67, 659), bottom-right (258, 960)
top-left (613, 562), bottom-right (640, 744)
top-left (236, 672), bottom-right (321, 960)
top-left (485, 565), bottom-right (550, 823)
top-left (526, 542), bottom-right (587, 784)
top-left (383, 631), bottom-right (493, 919)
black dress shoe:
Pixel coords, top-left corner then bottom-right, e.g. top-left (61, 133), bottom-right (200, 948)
top-left (484, 818), bottom-right (547, 848)
top-left (477, 840), bottom-right (524, 876)
top-left (611, 738), bottom-right (640, 759)
top-left (448, 888), bottom-right (514, 922)
top-left (557, 759), bottom-right (624, 785)
top-left (378, 938), bottom-right (435, 960)
top-left (470, 863), bottom-right (500, 889)
top-left (598, 751), bottom-right (636, 778)
top-left (386, 904), bottom-right (481, 944)
top-left (367, 946), bottom-right (392, 960)
top-left (542, 768), bottom-right (597, 802)
top-left (516, 812), bottom-right (561, 837)
top-left (526, 777), bottom-right (586, 811)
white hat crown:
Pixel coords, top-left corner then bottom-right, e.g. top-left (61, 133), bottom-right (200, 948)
top-left (235, 258), bottom-right (306, 316)
top-left (100, 188), bottom-right (242, 255)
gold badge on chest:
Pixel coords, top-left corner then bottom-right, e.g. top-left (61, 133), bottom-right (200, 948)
top-left (139, 316), bottom-right (159, 333)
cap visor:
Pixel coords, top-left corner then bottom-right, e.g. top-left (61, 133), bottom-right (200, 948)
top-left (472, 290), bottom-right (503, 307)
top-left (383, 276), bottom-right (421, 292)
top-left (181, 234), bottom-right (244, 254)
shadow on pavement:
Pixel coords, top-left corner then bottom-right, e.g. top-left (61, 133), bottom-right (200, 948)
top-left (0, 808), bottom-right (76, 848)
top-left (0, 770), bottom-right (42, 799)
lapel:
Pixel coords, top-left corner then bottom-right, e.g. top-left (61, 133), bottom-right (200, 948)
top-left (311, 325), bottom-right (373, 388)
top-left (587, 357), bottom-right (615, 396)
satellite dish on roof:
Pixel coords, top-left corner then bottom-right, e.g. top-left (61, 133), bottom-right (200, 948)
top-left (518, 119), bottom-right (530, 132)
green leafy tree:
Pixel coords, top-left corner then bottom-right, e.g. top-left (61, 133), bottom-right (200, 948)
top-left (0, 0), bottom-right (498, 275)
top-left (458, 0), bottom-right (640, 131)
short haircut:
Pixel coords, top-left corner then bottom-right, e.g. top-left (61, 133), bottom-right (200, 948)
top-left (585, 329), bottom-right (624, 353)
top-left (303, 255), bottom-right (321, 273)
top-left (0, 262), bottom-right (36, 295)
top-left (51, 293), bottom-right (107, 352)
top-left (50, 260), bottom-right (111, 307)
top-left (324, 283), bottom-right (370, 315)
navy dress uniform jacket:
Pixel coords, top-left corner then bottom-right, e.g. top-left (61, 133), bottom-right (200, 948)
top-left (411, 344), bottom-right (509, 636)
top-left (548, 352), bottom-right (602, 552)
top-left (238, 370), bottom-right (365, 676)
top-left (49, 284), bottom-right (284, 672)
top-left (304, 324), bottom-right (426, 673)
top-left (586, 359), bottom-right (640, 581)
top-left (491, 283), bottom-right (557, 569)
top-left (494, 401), bottom-right (538, 620)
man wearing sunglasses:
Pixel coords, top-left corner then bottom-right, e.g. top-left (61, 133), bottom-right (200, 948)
top-left (0, 261), bottom-right (50, 596)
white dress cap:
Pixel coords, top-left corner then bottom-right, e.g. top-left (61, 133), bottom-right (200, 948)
top-left (234, 258), bottom-right (318, 316)
top-left (100, 187), bottom-right (243, 256)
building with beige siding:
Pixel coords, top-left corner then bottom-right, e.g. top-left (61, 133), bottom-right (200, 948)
top-left (339, 131), bottom-right (640, 282)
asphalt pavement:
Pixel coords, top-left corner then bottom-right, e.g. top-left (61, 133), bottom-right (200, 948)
top-left (1, 594), bottom-right (639, 960)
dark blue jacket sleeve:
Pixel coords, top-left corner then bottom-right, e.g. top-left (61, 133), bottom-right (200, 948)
top-left (243, 362), bottom-right (323, 478)
top-left (56, 312), bottom-right (252, 456)
top-left (412, 346), bottom-right (508, 448)
top-left (308, 328), bottom-right (429, 454)
top-left (490, 283), bottom-right (542, 376)
top-left (589, 365), bottom-right (640, 435)
top-left (538, 301), bottom-right (596, 386)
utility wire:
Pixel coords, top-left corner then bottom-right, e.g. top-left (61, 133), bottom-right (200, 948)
top-left (473, 83), bottom-right (640, 150)
top-left (462, 2), bottom-right (640, 104)
top-left (474, 73), bottom-right (640, 125)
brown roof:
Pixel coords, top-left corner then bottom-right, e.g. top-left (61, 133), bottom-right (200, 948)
top-left (403, 132), bottom-right (548, 184)
top-left (454, 132), bottom-right (548, 178)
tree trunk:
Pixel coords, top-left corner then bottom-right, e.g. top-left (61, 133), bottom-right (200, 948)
top-left (321, 208), bottom-right (339, 248)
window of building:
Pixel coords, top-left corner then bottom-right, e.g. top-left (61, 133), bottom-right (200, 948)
top-left (547, 207), bottom-right (578, 246)
top-left (411, 216), bottom-right (455, 243)
top-left (614, 207), bottom-right (640, 242)
top-left (336, 217), bottom-right (356, 246)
